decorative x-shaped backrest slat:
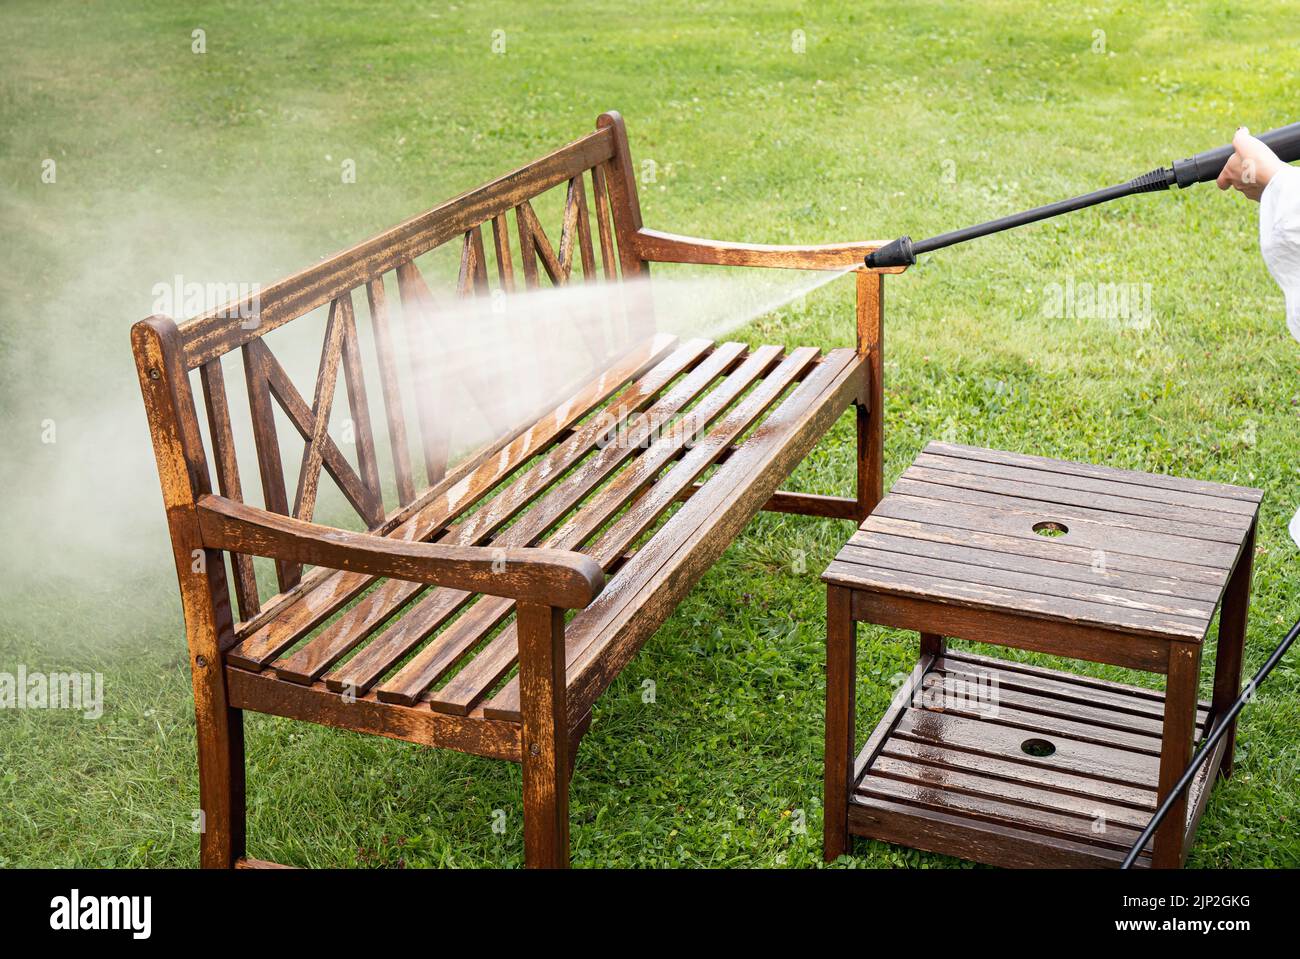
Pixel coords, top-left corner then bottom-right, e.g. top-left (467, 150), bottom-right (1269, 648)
top-left (191, 150), bottom-right (635, 621)
top-left (242, 293), bottom-right (384, 591)
top-left (457, 225), bottom-right (489, 298)
top-left (515, 177), bottom-right (597, 289)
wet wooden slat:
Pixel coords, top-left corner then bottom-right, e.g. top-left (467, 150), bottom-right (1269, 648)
top-left (226, 334), bottom-right (679, 670)
top-left (491, 213), bottom-right (515, 293)
top-left (422, 345), bottom-right (785, 712)
top-left (395, 260), bottom-right (450, 484)
top-left (292, 296), bottom-right (348, 524)
top-left (590, 165), bottom-right (618, 280)
top-left (572, 175), bottom-right (597, 281)
top-left (557, 178), bottom-right (580, 279)
top-left (889, 476), bottom-right (1245, 545)
top-left (824, 559), bottom-right (1208, 639)
top-left (857, 769), bottom-right (1145, 851)
top-left (849, 793), bottom-right (1142, 868)
top-left (518, 200), bottom-right (567, 285)
top-left (912, 451), bottom-right (1257, 518)
top-left (928, 668), bottom-right (1204, 742)
top-left (938, 652), bottom-right (1209, 727)
top-left (865, 753), bottom-right (1154, 833)
top-left (365, 278), bottom-right (415, 506)
top-left (241, 339), bottom-right (296, 591)
top-left (924, 442), bottom-right (1263, 504)
top-left (516, 200), bottom-right (540, 289)
top-left (848, 524), bottom-right (1224, 602)
top-left (869, 494), bottom-right (1239, 571)
top-left (879, 737), bottom-right (1156, 810)
top-left (180, 126), bottom-right (616, 367)
top-left (484, 349), bottom-right (861, 722)
top-left (296, 340), bottom-right (734, 691)
top-left (893, 707), bottom-right (1159, 787)
top-left (199, 358), bottom-right (261, 619)
top-left (901, 462), bottom-right (1252, 534)
top-left (337, 294), bottom-right (382, 519)
top-left (456, 226), bottom-right (489, 297)
top-left (913, 677), bottom-right (1164, 754)
top-left (835, 543), bottom-right (1215, 621)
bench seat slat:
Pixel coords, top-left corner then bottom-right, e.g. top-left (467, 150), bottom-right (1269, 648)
top-left (282, 339), bottom-right (736, 688)
top-left (482, 347), bottom-right (861, 722)
top-left (336, 341), bottom-right (751, 696)
top-left (225, 333), bottom-right (681, 670)
top-left (401, 344), bottom-right (793, 710)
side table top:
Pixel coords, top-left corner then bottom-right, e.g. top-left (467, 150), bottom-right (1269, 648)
top-left (824, 442), bottom-right (1262, 641)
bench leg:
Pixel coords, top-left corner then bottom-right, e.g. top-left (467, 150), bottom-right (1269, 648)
top-left (196, 702), bottom-right (246, 868)
top-left (1211, 519), bottom-right (1254, 779)
top-left (1153, 642), bottom-right (1201, 868)
top-left (824, 585), bottom-right (856, 863)
top-left (518, 603), bottom-right (571, 869)
top-left (920, 632), bottom-right (946, 658)
top-left (181, 560), bottom-right (245, 870)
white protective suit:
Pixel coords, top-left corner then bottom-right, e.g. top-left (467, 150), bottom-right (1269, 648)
top-left (1261, 164), bottom-right (1300, 344)
top-left (1260, 165), bottom-right (1300, 546)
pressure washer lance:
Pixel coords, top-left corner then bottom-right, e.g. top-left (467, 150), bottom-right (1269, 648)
top-left (866, 121), bottom-right (1300, 269)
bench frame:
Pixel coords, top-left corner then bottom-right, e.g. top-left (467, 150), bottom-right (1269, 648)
top-left (133, 111), bottom-right (899, 868)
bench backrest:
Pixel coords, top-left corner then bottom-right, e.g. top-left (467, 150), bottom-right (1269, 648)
top-left (134, 112), bottom-right (648, 623)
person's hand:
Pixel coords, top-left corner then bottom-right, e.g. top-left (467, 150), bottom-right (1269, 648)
top-left (1217, 127), bottom-right (1284, 201)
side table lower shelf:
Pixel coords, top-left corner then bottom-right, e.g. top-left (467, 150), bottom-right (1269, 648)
top-left (848, 649), bottom-right (1220, 869)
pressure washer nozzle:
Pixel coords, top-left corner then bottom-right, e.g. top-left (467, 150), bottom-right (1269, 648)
top-left (865, 235), bottom-right (916, 269)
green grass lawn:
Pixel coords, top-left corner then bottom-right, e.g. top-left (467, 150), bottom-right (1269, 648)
top-left (1, 0), bottom-right (1298, 868)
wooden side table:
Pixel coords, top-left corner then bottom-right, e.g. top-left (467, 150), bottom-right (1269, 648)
top-left (822, 442), bottom-right (1261, 868)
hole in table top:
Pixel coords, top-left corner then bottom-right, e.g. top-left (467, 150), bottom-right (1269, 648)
top-left (1032, 521), bottom-right (1069, 538)
top-left (1021, 737), bottom-right (1056, 757)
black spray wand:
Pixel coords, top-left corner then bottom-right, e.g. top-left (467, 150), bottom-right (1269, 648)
top-left (866, 121), bottom-right (1300, 269)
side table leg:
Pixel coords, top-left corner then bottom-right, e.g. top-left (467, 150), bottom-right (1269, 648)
top-left (824, 585), bottom-right (856, 863)
top-left (1212, 519), bottom-right (1255, 778)
top-left (1154, 642), bottom-right (1202, 868)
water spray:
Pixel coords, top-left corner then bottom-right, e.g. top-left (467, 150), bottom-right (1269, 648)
top-left (866, 121), bottom-right (1300, 269)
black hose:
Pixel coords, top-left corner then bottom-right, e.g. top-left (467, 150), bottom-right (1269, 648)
top-left (1120, 613), bottom-right (1300, 869)
top-left (866, 121), bottom-right (1300, 269)
top-left (911, 167), bottom-right (1176, 258)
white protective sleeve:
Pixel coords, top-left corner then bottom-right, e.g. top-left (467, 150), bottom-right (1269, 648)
top-left (1259, 164), bottom-right (1300, 343)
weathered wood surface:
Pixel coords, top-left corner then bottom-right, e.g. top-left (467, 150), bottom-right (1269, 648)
top-left (135, 110), bottom-right (881, 868)
top-left (634, 228), bottom-right (903, 272)
top-left (823, 440), bottom-right (1262, 643)
top-left (846, 650), bottom-right (1168, 867)
top-left (824, 444), bottom-right (1260, 870)
top-left (179, 126), bottom-right (618, 367)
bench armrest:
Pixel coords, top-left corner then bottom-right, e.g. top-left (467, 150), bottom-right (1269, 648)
top-left (195, 494), bottom-right (604, 609)
top-left (631, 228), bottom-right (908, 273)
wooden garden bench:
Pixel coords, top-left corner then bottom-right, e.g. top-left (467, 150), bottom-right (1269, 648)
top-left (133, 111), bottom-right (900, 868)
